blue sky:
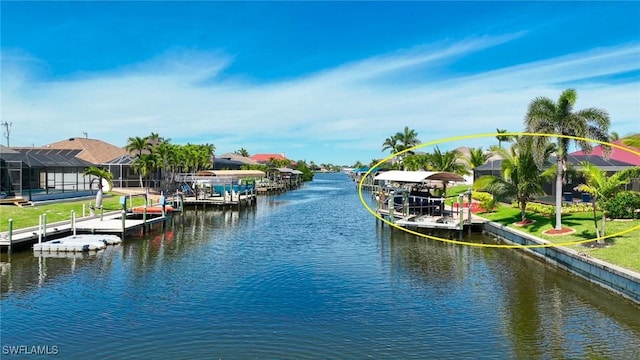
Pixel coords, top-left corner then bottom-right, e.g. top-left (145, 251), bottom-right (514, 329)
top-left (1, 2), bottom-right (639, 165)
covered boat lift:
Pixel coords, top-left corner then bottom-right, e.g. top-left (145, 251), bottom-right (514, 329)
top-left (372, 171), bottom-right (478, 232)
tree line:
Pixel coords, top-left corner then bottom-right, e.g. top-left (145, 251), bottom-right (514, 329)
top-left (371, 88), bottom-right (640, 237)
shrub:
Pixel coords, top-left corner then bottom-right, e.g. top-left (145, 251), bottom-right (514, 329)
top-left (472, 191), bottom-right (492, 203)
top-left (510, 201), bottom-right (591, 216)
top-left (480, 198), bottom-right (498, 212)
top-left (601, 191), bottom-right (640, 219)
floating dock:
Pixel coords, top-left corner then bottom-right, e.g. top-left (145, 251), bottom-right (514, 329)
top-left (1, 211), bottom-right (168, 251)
top-left (33, 234), bottom-right (121, 252)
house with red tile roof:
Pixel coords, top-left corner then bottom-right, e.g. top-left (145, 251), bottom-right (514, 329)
top-left (569, 139), bottom-right (640, 166)
top-left (249, 153), bottom-right (297, 167)
top-left (249, 153), bottom-right (289, 164)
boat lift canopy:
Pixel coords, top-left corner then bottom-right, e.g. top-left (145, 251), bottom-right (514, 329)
top-left (374, 170), bottom-right (465, 183)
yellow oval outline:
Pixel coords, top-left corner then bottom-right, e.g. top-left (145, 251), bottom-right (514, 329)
top-left (358, 132), bottom-right (640, 248)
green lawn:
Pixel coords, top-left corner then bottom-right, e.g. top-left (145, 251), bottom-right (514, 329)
top-left (478, 205), bottom-right (640, 272)
top-left (444, 184), bottom-right (472, 206)
top-left (0, 193), bottom-right (147, 233)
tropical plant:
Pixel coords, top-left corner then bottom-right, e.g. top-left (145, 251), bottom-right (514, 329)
top-left (295, 160), bottom-right (315, 181)
top-left (131, 153), bottom-right (159, 193)
top-left (126, 136), bottom-right (151, 187)
top-left (235, 148), bottom-right (250, 157)
top-left (474, 138), bottom-right (554, 223)
top-left (402, 154), bottom-right (430, 171)
top-left (381, 135), bottom-right (399, 153)
top-left (394, 126), bottom-right (420, 154)
top-left (428, 147), bottom-right (466, 174)
top-left (154, 142), bottom-right (178, 188)
top-left (496, 129), bottom-right (512, 149)
top-left (427, 147), bottom-right (467, 196)
top-left (465, 147), bottom-right (490, 170)
top-left (601, 191), bottom-right (640, 220)
top-left (609, 131), bottom-right (620, 141)
top-left (524, 88), bottom-right (611, 230)
top-left (574, 162), bottom-right (640, 242)
top-left (622, 133), bottom-right (640, 149)
top-left (83, 166), bottom-right (114, 209)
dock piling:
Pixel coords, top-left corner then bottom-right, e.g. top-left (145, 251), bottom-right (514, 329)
top-left (8, 218), bottom-right (13, 254)
top-left (121, 210), bottom-right (126, 239)
top-left (143, 203), bottom-right (147, 234)
top-left (43, 214), bottom-right (47, 241)
top-left (38, 215), bottom-right (43, 244)
top-left (71, 210), bottom-right (77, 237)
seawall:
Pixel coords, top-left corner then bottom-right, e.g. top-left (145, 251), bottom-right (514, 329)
top-left (483, 221), bottom-right (640, 304)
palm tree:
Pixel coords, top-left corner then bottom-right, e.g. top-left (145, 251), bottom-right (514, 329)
top-left (609, 131), bottom-right (620, 141)
top-left (126, 136), bottom-right (151, 188)
top-left (154, 142), bottom-right (177, 188)
top-left (382, 135), bottom-right (399, 153)
top-left (496, 129), bottom-right (512, 149)
top-left (466, 147), bottom-right (490, 170)
top-left (403, 154), bottom-right (430, 171)
top-left (131, 153), bottom-right (158, 193)
top-left (83, 166), bottom-right (114, 209)
top-left (574, 162), bottom-right (640, 242)
top-left (427, 147), bottom-right (466, 196)
top-left (235, 148), bottom-right (250, 157)
top-left (524, 88), bottom-right (611, 230)
top-left (395, 126), bottom-right (420, 154)
top-left (474, 138), bottom-right (554, 223)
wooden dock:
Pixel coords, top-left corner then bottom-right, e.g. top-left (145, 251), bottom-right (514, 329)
top-left (376, 196), bottom-right (485, 232)
top-left (0, 211), bottom-right (168, 251)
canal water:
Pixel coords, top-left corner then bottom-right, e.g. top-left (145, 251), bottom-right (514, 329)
top-left (1, 172), bottom-right (639, 359)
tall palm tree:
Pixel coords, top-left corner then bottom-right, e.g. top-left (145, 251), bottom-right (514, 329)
top-left (496, 129), bottom-right (512, 149)
top-left (524, 88), bottom-right (610, 230)
top-left (395, 126), bottom-right (420, 154)
top-left (132, 153), bottom-right (158, 193)
top-left (381, 135), bottom-right (399, 153)
top-left (574, 162), bottom-right (640, 242)
top-left (474, 138), bottom-right (554, 223)
top-left (83, 166), bottom-right (114, 209)
top-left (154, 142), bottom-right (177, 188)
top-left (126, 136), bottom-right (151, 188)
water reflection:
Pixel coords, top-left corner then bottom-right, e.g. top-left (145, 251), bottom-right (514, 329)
top-left (1, 173), bottom-right (639, 359)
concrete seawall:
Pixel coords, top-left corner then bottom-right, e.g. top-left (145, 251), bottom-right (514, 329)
top-left (483, 221), bottom-right (640, 304)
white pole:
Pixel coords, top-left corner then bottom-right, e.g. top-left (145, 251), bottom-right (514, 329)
top-left (38, 214), bottom-right (43, 244)
top-left (42, 213), bottom-right (47, 240)
top-left (71, 210), bottom-right (76, 237)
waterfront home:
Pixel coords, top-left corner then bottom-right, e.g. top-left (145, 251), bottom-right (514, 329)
top-left (1, 145), bottom-right (96, 203)
top-left (474, 153), bottom-right (640, 204)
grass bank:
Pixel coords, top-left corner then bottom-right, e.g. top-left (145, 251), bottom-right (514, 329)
top-left (0, 193), bottom-right (147, 233)
top-left (478, 205), bottom-right (640, 273)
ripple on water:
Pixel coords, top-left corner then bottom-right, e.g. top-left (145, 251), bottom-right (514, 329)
top-left (2, 173), bottom-right (640, 359)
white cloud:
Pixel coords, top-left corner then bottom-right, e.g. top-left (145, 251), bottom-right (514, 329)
top-left (1, 37), bottom-right (638, 164)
